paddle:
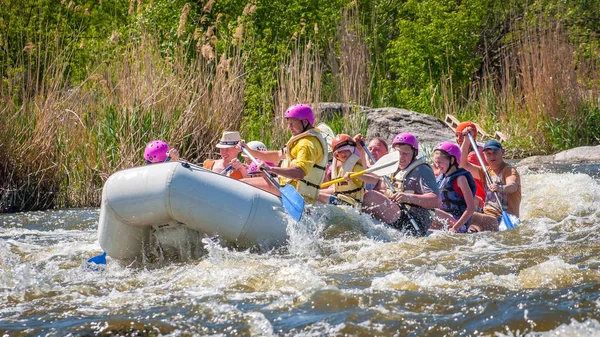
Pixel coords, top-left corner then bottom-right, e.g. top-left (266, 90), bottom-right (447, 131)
top-left (320, 150), bottom-right (399, 188)
top-left (360, 141), bottom-right (423, 234)
top-left (220, 165), bottom-right (233, 175)
top-left (86, 251), bottom-right (107, 271)
top-left (466, 133), bottom-right (517, 229)
top-left (241, 146), bottom-right (305, 221)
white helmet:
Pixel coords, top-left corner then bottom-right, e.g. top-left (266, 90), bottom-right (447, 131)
top-left (242, 141), bottom-right (268, 157)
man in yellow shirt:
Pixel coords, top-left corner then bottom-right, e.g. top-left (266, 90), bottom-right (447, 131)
top-left (238, 104), bottom-right (328, 203)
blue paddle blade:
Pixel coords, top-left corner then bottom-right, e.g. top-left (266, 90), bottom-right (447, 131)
top-left (279, 185), bottom-right (305, 221)
top-left (499, 211), bottom-right (519, 230)
top-left (87, 252), bottom-right (107, 265)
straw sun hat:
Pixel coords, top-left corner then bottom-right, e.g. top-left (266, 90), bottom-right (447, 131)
top-left (216, 131), bottom-right (242, 148)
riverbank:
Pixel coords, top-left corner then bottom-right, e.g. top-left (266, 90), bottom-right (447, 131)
top-left (2, 1), bottom-right (599, 212)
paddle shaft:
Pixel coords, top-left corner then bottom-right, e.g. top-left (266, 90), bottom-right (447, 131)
top-left (241, 146), bottom-right (280, 187)
top-left (360, 141), bottom-right (421, 233)
top-left (241, 145), bottom-right (305, 221)
top-left (220, 165), bottom-right (233, 175)
top-left (320, 157), bottom-right (398, 188)
top-left (360, 141), bottom-right (395, 191)
top-left (466, 133), bottom-right (505, 211)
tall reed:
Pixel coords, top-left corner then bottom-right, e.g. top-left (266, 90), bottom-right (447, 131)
top-left (272, 40), bottom-right (323, 147)
top-left (433, 12), bottom-right (599, 156)
top-left (1, 28), bottom-right (247, 211)
top-left (328, 2), bottom-right (371, 136)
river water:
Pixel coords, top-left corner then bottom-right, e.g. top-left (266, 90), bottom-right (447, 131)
top-left (1, 164), bottom-right (600, 336)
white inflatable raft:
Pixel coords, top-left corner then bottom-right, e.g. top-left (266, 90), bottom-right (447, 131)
top-left (98, 161), bottom-right (290, 260)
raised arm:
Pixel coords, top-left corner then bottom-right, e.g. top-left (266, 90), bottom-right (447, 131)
top-left (459, 129), bottom-right (482, 181)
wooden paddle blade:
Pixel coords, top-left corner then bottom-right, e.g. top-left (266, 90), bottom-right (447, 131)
top-left (279, 185), bottom-right (305, 221)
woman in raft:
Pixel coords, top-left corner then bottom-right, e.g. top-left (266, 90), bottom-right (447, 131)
top-left (361, 133), bottom-right (441, 236)
top-left (430, 142), bottom-right (477, 233)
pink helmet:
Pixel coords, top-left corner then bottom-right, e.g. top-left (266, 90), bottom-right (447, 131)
top-left (434, 141), bottom-right (461, 164)
top-left (284, 104), bottom-right (315, 125)
top-left (247, 162), bottom-right (261, 174)
top-left (247, 160), bottom-right (274, 174)
top-left (392, 133), bottom-right (418, 153)
top-left (144, 140), bottom-right (169, 163)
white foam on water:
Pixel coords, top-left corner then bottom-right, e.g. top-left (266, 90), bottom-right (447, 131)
top-left (497, 318), bottom-right (600, 337)
top-left (286, 321), bottom-right (347, 337)
top-left (517, 256), bottom-right (599, 289)
top-left (370, 268), bottom-right (454, 291)
top-left (246, 311), bottom-right (276, 337)
top-left (521, 173), bottom-right (600, 222)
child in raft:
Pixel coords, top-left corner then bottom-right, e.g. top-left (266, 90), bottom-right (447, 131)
top-left (241, 141), bottom-right (268, 165)
top-left (143, 140), bottom-right (180, 164)
top-left (429, 142), bottom-right (477, 233)
top-left (242, 140), bottom-right (276, 178)
top-left (317, 134), bottom-right (379, 207)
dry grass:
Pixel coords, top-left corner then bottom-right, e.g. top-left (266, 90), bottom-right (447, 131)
top-left (273, 41), bottom-right (323, 147)
top-left (326, 3), bottom-right (371, 134)
top-left (3, 3), bottom-right (378, 211)
top-left (1, 30), bottom-right (246, 211)
top-left (434, 15), bottom-right (599, 155)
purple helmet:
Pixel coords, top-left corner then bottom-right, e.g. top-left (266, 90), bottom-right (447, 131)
top-left (284, 104), bottom-right (315, 125)
top-left (247, 162), bottom-right (260, 174)
top-left (247, 160), bottom-right (274, 174)
top-left (392, 133), bottom-right (418, 154)
top-left (144, 140), bottom-right (169, 163)
top-left (434, 141), bottom-right (461, 164)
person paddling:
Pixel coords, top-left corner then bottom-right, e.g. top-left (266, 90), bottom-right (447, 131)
top-left (317, 134), bottom-right (379, 207)
top-left (459, 128), bottom-right (522, 231)
top-left (430, 142), bottom-right (477, 233)
top-left (453, 122), bottom-right (487, 208)
top-left (241, 140), bottom-right (275, 177)
top-left (362, 133), bottom-right (441, 236)
top-left (203, 131), bottom-right (248, 179)
top-left (238, 104), bottom-right (328, 203)
top-left (143, 140), bottom-right (179, 164)
top-left (242, 141), bottom-right (269, 165)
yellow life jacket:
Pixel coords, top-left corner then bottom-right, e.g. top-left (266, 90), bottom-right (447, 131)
top-left (388, 157), bottom-right (429, 193)
top-left (280, 128), bottom-right (328, 202)
top-left (330, 153), bottom-right (364, 206)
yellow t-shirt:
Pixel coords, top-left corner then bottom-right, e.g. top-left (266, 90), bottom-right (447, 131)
top-left (284, 136), bottom-right (324, 193)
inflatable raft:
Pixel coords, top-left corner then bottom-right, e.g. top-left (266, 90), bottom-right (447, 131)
top-left (98, 161), bottom-right (290, 260)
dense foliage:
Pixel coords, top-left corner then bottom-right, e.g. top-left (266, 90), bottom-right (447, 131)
top-left (1, 0), bottom-right (599, 211)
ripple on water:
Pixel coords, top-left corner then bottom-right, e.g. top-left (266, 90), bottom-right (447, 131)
top-left (0, 169), bottom-right (599, 335)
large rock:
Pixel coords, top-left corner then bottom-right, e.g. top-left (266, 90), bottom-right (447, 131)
top-left (364, 107), bottom-right (454, 147)
top-left (318, 102), bottom-right (369, 120)
top-left (317, 103), bottom-right (455, 147)
top-left (518, 145), bottom-right (600, 166)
